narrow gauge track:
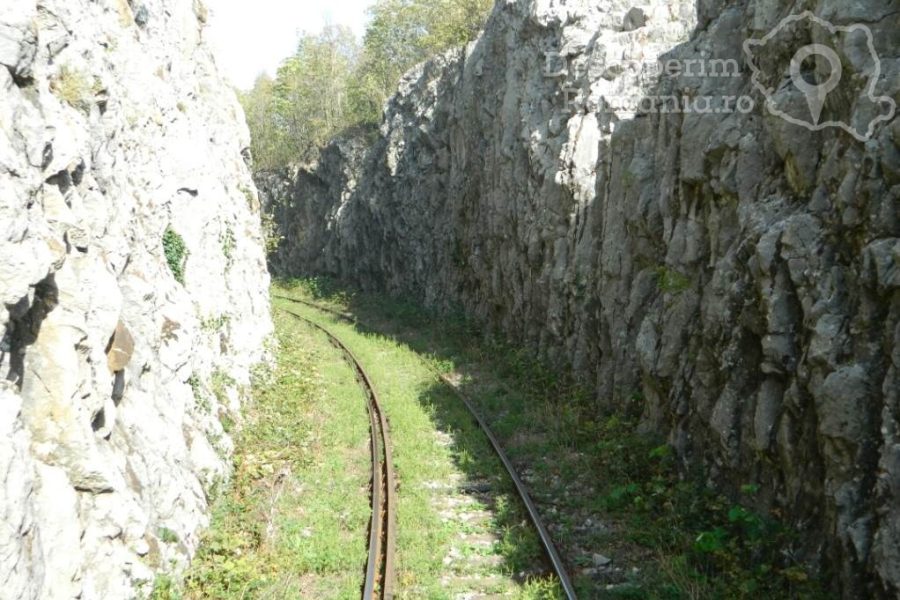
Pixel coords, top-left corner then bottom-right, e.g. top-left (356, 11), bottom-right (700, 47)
top-left (278, 308), bottom-right (396, 600)
top-left (273, 294), bottom-right (579, 600)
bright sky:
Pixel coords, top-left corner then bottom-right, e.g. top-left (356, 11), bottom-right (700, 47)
top-left (204, 0), bottom-right (374, 90)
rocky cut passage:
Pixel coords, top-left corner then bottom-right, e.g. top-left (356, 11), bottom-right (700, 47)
top-left (260, 0), bottom-right (900, 597)
top-left (1, 0), bottom-right (272, 598)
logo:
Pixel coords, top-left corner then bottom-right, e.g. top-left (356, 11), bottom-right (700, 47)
top-left (744, 12), bottom-right (895, 141)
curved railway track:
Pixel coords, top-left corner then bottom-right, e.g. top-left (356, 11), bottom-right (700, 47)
top-left (278, 308), bottom-right (396, 600)
top-left (274, 294), bottom-right (578, 600)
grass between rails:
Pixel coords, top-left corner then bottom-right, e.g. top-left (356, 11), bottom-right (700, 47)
top-left (178, 310), bottom-right (371, 599)
top-left (274, 278), bottom-right (833, 600)
top-left (271, 296), bottom-right (563, 599)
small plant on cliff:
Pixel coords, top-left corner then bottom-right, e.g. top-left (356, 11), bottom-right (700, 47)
top-left (163, 227), bottom-right (188, 284)
top-left (158, 527), bottom-right (180, 545)
top-left (51, 66), bottom-right (96, 114)
top-left (260, 211), bottom-right (282, 256)
top-left (210, 369), bottom-right (236, 406)
top-left (219, 226), bottom-right (236, 267)
top-left (201, 314), bottom-right (231, 333)
top-left (149, 574), bottom-right (180, 600)
top-left (239, 185), bottom-right (256, 209)
top-left (655, 265), bottom-right (692, 294)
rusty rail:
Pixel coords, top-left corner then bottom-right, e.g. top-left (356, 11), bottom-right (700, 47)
top-left (278, 307), bottom-right (396, 599)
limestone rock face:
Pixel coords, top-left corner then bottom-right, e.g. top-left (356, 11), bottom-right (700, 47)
top-left (262, 0), bottom-right (899, 596)
top-left (0, 0), bottom-right (272, 597)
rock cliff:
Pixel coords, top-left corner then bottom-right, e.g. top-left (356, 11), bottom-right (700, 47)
top-left (1, 0), bottom-right (272, 597)
top-left (261, 0), bottom-right (899, 595)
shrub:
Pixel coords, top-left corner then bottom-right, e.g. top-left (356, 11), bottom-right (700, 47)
top-left (163, 227), bottom-right (188, 284)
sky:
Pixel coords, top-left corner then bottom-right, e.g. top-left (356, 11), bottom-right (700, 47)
top-left (204, 0), bottom-right (373, 90)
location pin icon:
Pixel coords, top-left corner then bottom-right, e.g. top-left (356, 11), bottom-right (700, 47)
top-left (790, 44), bottom-right (843, 125)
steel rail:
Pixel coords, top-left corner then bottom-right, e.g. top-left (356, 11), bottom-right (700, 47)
top-left (273, 294), bottom-right (578, 599)
top-left (278, 307), bottom-right (396, 599)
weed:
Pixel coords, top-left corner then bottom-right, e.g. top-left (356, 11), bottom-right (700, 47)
top-left (655, 266), bottom-right (692, 294)
top-left (149, 574), bottom-right (180, 600)
top-left (210, 369), bottom-right (236, 406)
top-left (163, 227), bottom-right (187, 284)
top-left (188, 375), bottom-right (211, 414)
top-left (200, 314), bottom-right (230, 333)
top-left (158, 527), bottom-right (180, 545)
top-left (238, 185), bottom-right (256, 208)
top-left (51, 66), bottom-right (96, 113)
top-left (219, 226), bottom-right (236, 267)
top-left (219, 413), bottom-right (235, 434)
top-left (260, 211), bottom-right (283, 255)
top-left (187, 374), bottom-right (201, 396)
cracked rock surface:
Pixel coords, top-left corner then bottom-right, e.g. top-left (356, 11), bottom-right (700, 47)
top-left (261, 0), bottom-right (899, 596)
top-left (0, 0), bottom-right (272, 598)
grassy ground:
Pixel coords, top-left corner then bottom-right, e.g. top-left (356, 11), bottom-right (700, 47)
top-left (170, 293), bottom-right (561, 599)
top-left (270, 296), bottom-right (562, 599)
top-left (273, 277), bottom-right (834, 600)
top-left (178, 310), bottom-right (372, 599)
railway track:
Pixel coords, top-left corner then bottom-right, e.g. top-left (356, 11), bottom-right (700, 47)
top-left (274, 294), bottom-right (578, 600)
top-left (278, 308), bottom-right (396, 600)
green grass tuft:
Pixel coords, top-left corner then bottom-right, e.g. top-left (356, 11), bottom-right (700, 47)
top-left (51, 66), bottom-right (97, 113)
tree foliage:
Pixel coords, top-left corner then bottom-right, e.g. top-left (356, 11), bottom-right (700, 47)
top-left (240, 26), bottom-right (361, 170)
top-left (239, 0), bottom-right (494, 171)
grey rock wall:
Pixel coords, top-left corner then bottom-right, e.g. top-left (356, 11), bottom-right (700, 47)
top-left (263, 0), bottom-right (899, 595)
top-left (1, 0), bottom-right (272, 597)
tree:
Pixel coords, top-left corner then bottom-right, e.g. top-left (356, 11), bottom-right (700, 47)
top-left (239, 74), bottom-right (287, 171)
top-left (239, 1), bottom-right (495, 171)
top-left (271, 25), bottom-right (361, 163)
top-left (356, 0), bottom-right (494, 112)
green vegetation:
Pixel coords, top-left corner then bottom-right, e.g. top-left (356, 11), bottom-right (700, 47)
top-left (162, 226), bottom-right (187, 284)
top-left (200, 314), bottom-right (231, 333)
top-left (352, 0), bottom-right (494, 121)
top-left (270, 291), bottom-right (562, 598)
top-left (220, 226), bottom-right (236, 266)
top-left (210, 369), bottom-right (236, 407)
top-left (184, 310), bottom-right (372, 598)
top-left (149, 574), bottom-right (180, 600)
top-left (51, 66), bottom-right (97, 113)
top-left (260, 210), bottom-right (283, 255)
top-left (188, 374), bottom-right (211, 414)
top-left (158, 527), bottom-right (180, 545)
top-left (239, 185), bottom-right (256, 209)
top-left (239, 0), bottom-right (493, 171)
top-left (275, 277), bottom-right (831, 599)
top-left (656, 266), bottom-right (692, 294)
